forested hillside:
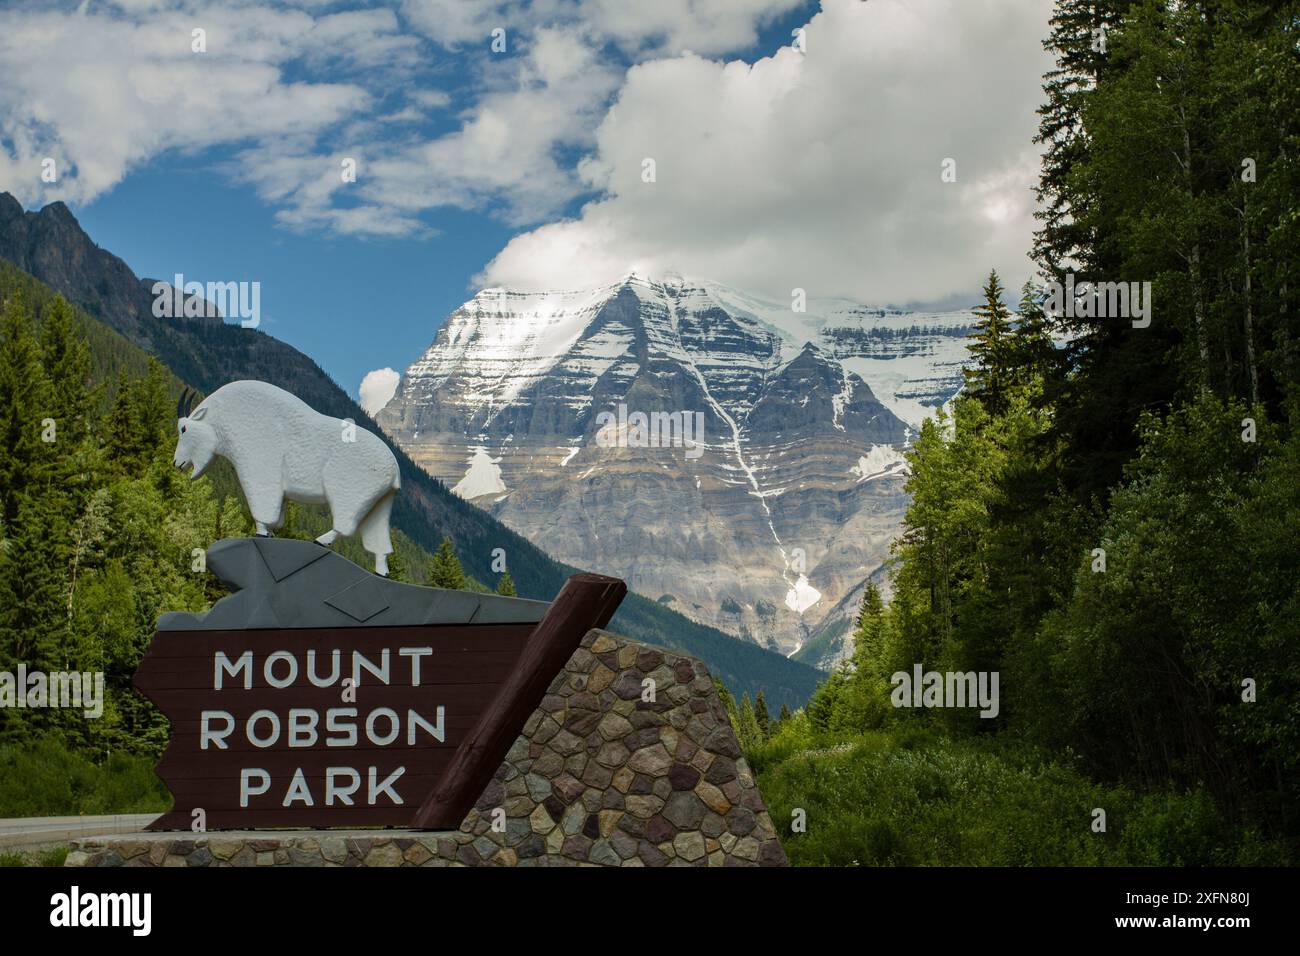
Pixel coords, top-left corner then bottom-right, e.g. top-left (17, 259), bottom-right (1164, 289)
top-left (756, 0), bottom-right (1298, 866)
top-left (0, 288), bottom-right (214, 764)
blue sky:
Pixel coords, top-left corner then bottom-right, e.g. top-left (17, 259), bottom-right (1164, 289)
top-left (0, 1), bottom-right (1052, 405)
top-left (72, 152), bottom-right (523, 401)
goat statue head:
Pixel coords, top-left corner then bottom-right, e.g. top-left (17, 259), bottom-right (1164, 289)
top-left (173, 387), bottom-right (217, 479)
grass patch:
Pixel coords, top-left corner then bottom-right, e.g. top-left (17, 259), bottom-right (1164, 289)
top-left (0, 847), bottom-right (72, 868)
top-left (38, 846), bottom-right (70, 867)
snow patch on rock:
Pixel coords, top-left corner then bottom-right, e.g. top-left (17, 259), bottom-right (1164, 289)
top-left (851, 444), bottom-right (910, 481)
top-left (784, 574), bottom-right (822, 614)
top-left (452, 446), bottom-right (507, 499)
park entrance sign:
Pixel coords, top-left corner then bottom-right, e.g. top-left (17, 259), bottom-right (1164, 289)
top-left (135, 536), bottom-right (625, 830)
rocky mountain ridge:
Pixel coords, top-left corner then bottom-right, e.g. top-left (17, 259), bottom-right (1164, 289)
top-left (378, 273), bottom-right (974, 661)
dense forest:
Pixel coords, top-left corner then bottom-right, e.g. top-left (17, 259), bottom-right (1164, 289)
top-left (754, 0), bottom-right (1298, 865)
top-left (0, 288), bottom-right (211, 808)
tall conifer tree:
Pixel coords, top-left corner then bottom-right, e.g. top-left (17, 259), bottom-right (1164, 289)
top-left (427, 537), bottom-right (468, 590)
top-left (964, 271), bottom-right (1016, 417)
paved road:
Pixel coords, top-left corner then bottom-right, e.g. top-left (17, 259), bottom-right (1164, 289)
top-left (0, 814), bottom-right (161, 850)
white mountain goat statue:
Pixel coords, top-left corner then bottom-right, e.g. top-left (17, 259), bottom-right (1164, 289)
top-left (173, 381), bottom-right (401, 575)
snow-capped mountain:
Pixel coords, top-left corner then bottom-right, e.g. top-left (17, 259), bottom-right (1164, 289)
top-left (376, 273), bottom-right (974, 662)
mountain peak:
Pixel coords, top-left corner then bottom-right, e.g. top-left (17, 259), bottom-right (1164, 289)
top-left (0, 193), bottom-right (81, 228)
top-left (0, 191), bottom-right (23, 222)
top-left (37, 200), bottom-right (78, 226)
top-left (615, 269), bottom-right (660, 289)
top-left (0, 191), bottom-right (165, 340)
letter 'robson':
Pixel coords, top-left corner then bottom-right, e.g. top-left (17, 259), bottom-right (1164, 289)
top-left (173, 381), bottom-right (400, 574)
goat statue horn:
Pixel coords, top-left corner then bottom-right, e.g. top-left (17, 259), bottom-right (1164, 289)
top-left (177, 387), bottom-right (191, 420)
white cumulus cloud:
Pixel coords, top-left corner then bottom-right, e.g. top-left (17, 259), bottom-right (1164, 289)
top-left (359, 367), bottom-right (400, 415)
top-left (481, 0), bottom-right (1053, 305)
top-left (0, 2), bottom-right (416, 208)
top-left (0, 0), bottom-right (805, 236)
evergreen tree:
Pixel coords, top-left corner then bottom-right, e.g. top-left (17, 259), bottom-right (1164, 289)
top-left (805, 665), bottom-right (848, 734)
top-left (736, 692), bottom-right (762, 751)
top-left (778, 703), bottom-right (791, 726)
top-left (104, 374), bottom-right (145, 472)
top-left (214, 496), bottom-right (249, 541)
top-left (385, 547), bottom-right (410, 584)
top-left (0, 493), bottom-right (65, 668)
top-left (714, 678), bottom-right (738, 729)
top-left (1009, 282), bottom-right (1058, 390)
top-left (852, 581), bottom-right (886, 665)
top-left (495, 570), bottom-right (516, 596)
top-left (66, 487), bottom-right (112, 627)
top-left (754, 690), bottom-right (770, 740)
top-left (136, 358), bottom-right (176, 456)
top-left (39, 296), bottom-right (93, 446)
top-left (427, 537), bottom-right (468, 590)
top-left (0, 292), bottom-right (54, 523)
top-left (964, 270), bottom-right (1016, 417)
top-left (856, 579), bottom-right (884, 629)
top-left (1033, 0), bottom-right (1132, 278)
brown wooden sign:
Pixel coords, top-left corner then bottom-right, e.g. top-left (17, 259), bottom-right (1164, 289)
top-left (134, 537), bottom-right (625, 830)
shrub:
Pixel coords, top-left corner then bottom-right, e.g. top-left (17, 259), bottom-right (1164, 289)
top-left (0, 736), bottom-right (170, 817)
